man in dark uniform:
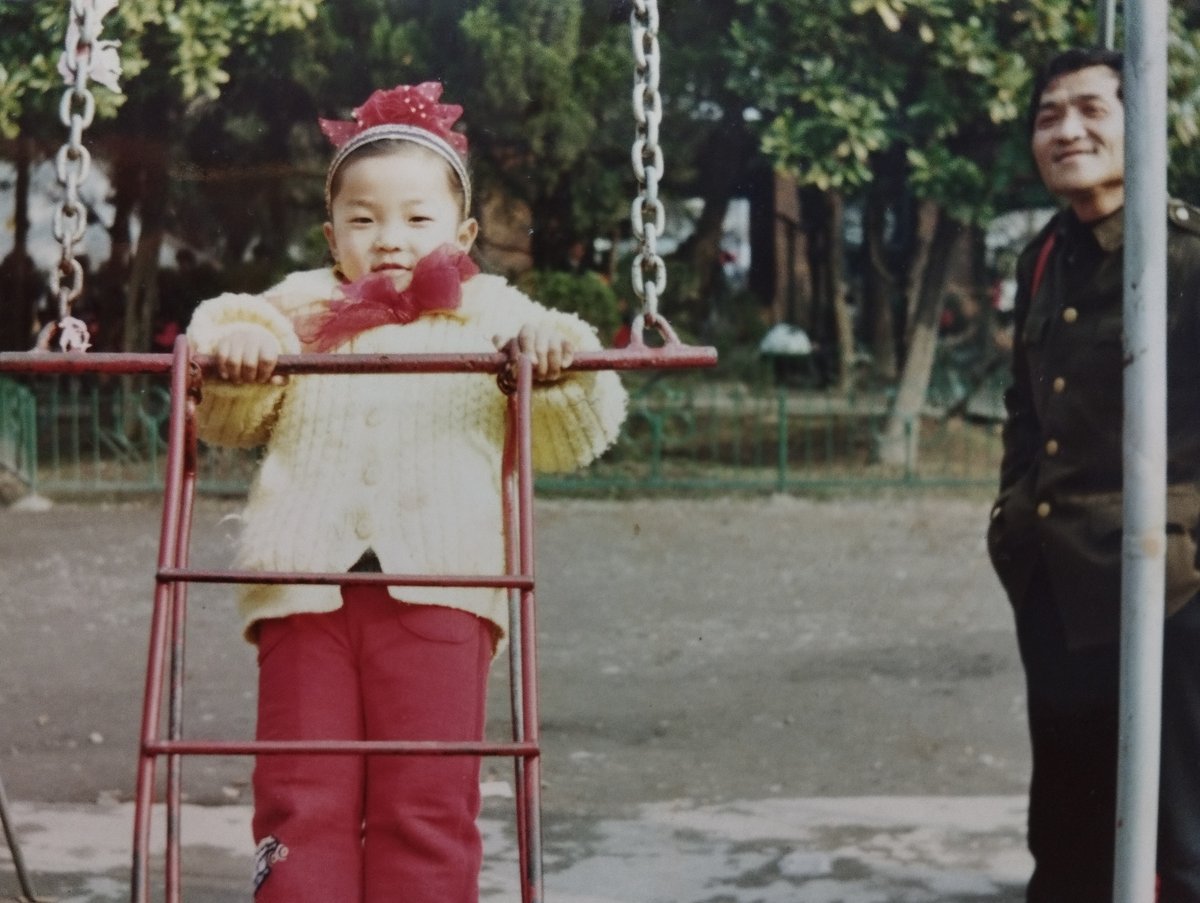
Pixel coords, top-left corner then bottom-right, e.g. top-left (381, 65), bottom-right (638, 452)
top-left (988, 47), bottom-right (1200, 901)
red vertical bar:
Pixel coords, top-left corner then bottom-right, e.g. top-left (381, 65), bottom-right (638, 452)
top-left (165, 378), bottom-right (200, 903)
top-left (503, 371), bottom-right (531, 898)
top-left (515, 356), bottom-right (544, 903)
top-left (132, 337), bottom-right (192, 903)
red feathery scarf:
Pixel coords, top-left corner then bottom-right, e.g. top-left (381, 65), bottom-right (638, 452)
top-left (298, 246), bottom-right (479, 352)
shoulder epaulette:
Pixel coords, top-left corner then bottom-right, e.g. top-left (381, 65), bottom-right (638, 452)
top-left (1169, 200), bottom-right (1200, 235)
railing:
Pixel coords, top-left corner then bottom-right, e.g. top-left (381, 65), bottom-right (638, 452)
top-left (1, 367), bottom-right (1006, 496)
top-left (0, 377), bottom-right (37, 493)
top-left (545, 374), bottom-right (1004, 492)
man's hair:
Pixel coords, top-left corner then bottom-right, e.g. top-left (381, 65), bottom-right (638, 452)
top-left (1027, 47), bottom-right (1124, 136)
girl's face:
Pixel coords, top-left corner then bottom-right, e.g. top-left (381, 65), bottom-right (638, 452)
top-left (324, 146), bottom-right (477, 291)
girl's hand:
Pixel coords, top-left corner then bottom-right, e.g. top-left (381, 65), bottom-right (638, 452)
top-left (494, 323), bottom-right (576, 388)
top-left (212, 326), bottom-right (285, 385)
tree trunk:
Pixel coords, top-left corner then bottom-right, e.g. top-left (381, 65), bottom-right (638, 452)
top-left (861, 188), bottom-right (897, 381)
top-left (803, 188), bottom-right (853, 388)
top-left (528, 180), bottom-right (574, 272)
top-left (108, 137), bottom-right (137, 271)
top-left (0, 131), bottom-right (38, 351)
top-left (677, 108), bottom-right (758, 330)
top-left (682, 193), bottom-right (730, 332)
top-left (899, 197), bottom-right (940, 355)
top-left (121, 137), bottom-right (169, 355)
top-left (12, 131), bottom-right (30, 255)
top-left (762, 171), bottom-right (810, 327)
top-left (805, 188), bottom-right (831, 345)
top-left (84, 135), bottom-right (140, 352)
top-left (824, 191), bottom-right (855, 393)
top-left (876, 205), bottom-right (964, 467)
top-left (119, 136), bottom-right (169, 439)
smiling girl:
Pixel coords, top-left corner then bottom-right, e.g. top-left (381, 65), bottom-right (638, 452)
top-left (186, 82), bottom-right (626, 903)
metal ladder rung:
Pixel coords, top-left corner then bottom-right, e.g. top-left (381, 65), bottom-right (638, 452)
top-left (144, 740), bottom-right (540, 757)
top-left (156, 567), bottom-right (533, 590)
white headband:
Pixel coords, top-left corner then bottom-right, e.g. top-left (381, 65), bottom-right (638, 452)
top-left (324, 124), bottom-right (472, 217)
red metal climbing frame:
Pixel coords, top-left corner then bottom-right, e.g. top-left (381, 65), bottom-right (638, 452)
top-left (0, 331), bottom-right (714, 903)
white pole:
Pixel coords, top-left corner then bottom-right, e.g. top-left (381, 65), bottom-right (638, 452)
top-left (1098, 0), bottom-right (1118, 49)
top-left (1114, 2), bottom-right (1170, 901)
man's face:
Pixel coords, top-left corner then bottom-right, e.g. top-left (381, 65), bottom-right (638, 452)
top-left (1031, 65), bottom-right (1125, 219)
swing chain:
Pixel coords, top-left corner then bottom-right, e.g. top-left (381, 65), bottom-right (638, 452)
top-left (48, 0), bottom-right (119, 351)
top-left (630, 0), bottom-right (667, 320)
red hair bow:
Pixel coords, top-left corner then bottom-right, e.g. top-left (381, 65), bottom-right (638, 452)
top-left (318, 82), bottom-right (468, 155)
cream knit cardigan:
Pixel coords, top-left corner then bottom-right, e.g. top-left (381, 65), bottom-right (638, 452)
top-left (187, 267), bottom-right (627, 643)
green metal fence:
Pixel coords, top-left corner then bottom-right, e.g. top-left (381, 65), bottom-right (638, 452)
top-left (542, 372), bottom-right (1005, 493)
top-left (0, 377), bottom-right (37, 492)
top-left (0, 366), bottom-right (1006, 498)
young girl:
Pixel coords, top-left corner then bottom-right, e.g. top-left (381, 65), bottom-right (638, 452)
top-left (186, 82), bottom-right (627, 902)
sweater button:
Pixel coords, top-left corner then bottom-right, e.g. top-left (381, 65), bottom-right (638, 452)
top-left (362, 466), bottom-right (379, 486)
top-left (1053, 376), bottom-right (1066, 393)
top-left (1037, 501), bottom-right (1052, 518)
top-left (365, 408), bottom-right (382, 426)
top-left (1045, 439), bottom-right (1060, 456)
top-left (354, 513), bottom-right (373, 540)
top-left (1062, 307), bottom-right (1078, 324)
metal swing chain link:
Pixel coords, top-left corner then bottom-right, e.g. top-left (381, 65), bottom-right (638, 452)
top-left (47, 0), bottom-right (105, 351)
top-left (630, 0), bottom-right (667, 321)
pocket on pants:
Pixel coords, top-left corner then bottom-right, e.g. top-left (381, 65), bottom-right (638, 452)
top-left (395, 603), bottom-right (483, 644)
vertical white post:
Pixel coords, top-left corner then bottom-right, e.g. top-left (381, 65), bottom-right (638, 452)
top-left (1098, 0), bottom-right (1118, 48)
top-left (1115, 2), bottom-right (1170, 901)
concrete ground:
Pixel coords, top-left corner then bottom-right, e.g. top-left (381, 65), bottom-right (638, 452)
top-left (1, 494), bottom-right (1030, 901)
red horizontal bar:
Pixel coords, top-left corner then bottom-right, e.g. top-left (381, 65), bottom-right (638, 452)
top-left (0, 352), bottom-right (175, 375)
top-left (144, 739), bottom-right (539, 757)
top-left (157, 568), bottom-right (533, 589)
top-left (0, 346), bottom-right (716, 376)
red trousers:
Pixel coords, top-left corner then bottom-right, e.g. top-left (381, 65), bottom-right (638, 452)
top-left (251, 585), bottom-right (493, 902)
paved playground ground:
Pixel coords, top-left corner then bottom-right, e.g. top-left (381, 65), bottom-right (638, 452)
top-left (1, 494), bottom-right (1030, 901)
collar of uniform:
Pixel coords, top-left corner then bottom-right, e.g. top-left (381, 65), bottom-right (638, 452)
top-left (1089, 207), bottom-right (1124, 254)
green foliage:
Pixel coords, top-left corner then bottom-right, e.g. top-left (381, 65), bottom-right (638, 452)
top-left (731, 0), bottom-right (1200, 222)
top-left (1167, 5), bottom-right (1200, 201)
top-left (728, 0), bottom-right (1101, 224)
top-left (0, 0), bottom-right (84, 138)
top-left (518, 269), bottom-right (621, 339)
top-left (758, 72), bottom-right (890, 191)
top-left (0, 0), bottom-right (319, 139)
top-left (457, 0), bottom-right (631, 245)
top-left (0, 0), bottom-right (744, 290)
top-left (459, 2), bottom-right (591, 184)
top-left (0, 64), bottom-right (28, 139)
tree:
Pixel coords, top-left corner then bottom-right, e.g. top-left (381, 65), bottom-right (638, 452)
top-left (729, 0), bottom-right (1093, 458)
top-left (0, 0), bottom-right (318, 353)
top-left (456, 0), bottom-right (628, 270)
top-left (0, 0), bottom-right (100, 350)
top-left (731, 0), bottom-right (1200, 463)
top-left (2, 0), bottom-right (768, 355)
top-left (1165, 5), bottom-right (1200, 203)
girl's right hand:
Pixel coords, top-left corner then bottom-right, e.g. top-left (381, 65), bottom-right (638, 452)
top-left (212, 326), bottom-right (285, 384)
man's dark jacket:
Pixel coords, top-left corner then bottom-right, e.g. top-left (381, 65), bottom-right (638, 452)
top-left (987, 201), bottom-right (1200, 647)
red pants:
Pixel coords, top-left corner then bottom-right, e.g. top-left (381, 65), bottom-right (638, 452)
top-left (251, 585), bottom-right (493, 902)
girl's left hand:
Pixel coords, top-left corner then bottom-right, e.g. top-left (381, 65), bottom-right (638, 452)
top-left (495, 323), bottom-right (576, 387)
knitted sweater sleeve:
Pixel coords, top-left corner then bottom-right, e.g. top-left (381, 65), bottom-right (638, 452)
top-left (186, 281), bottom-right (305, 449)
top-left (473, 276), bottom-right (628, 473)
